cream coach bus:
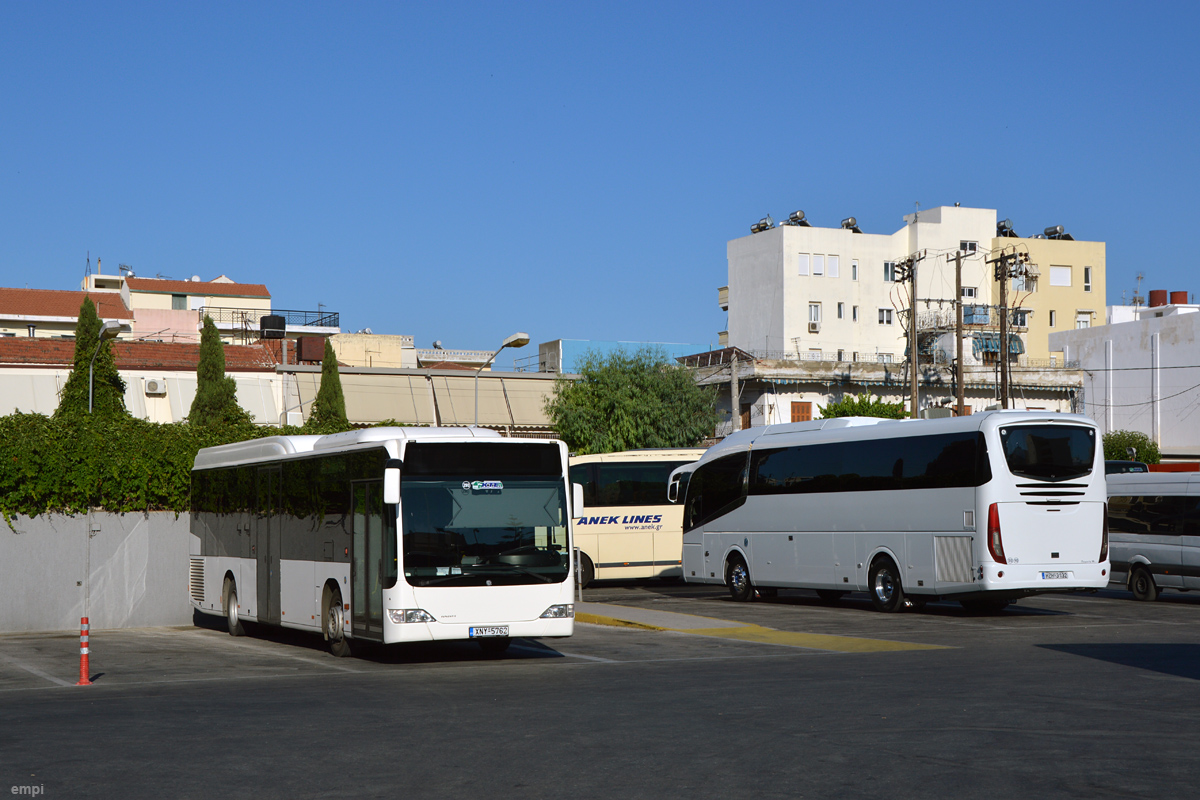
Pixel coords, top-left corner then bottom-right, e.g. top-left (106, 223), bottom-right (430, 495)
top-left (675, 412), bottom-right (1110, 613)
top-left (189, 427), bottom-right (577, 656)
top-left (569, 448), bottom-right (705, 588)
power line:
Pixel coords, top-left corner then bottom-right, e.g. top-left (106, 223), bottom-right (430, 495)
top-left (1084, 381), bottom-right (1200, 408)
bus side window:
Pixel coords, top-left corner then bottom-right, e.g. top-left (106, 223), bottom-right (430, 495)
top-left (568, 464), bottom-right (594, 506)
top-left (684, 453), bottom-right (748, 532)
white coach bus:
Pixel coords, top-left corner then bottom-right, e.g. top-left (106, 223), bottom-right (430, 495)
top-left (677, 411), bottom-right (1109, 613)
top-left (189, 427), bottom-right (576, 656)
top-left (568, 448), bottom-right (705, 587)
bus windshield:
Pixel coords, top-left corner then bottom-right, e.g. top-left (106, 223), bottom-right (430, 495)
top-left (401, 477), bottom-right (569, 587)
top-left (999, 424), bottom-right (1095, 482)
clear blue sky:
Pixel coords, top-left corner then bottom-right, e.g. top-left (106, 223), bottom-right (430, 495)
top-left (3, 2), bottom-right (1196, 364)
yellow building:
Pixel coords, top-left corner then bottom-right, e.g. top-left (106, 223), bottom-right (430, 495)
top-left (990, 232), bottom-right (1105, 363)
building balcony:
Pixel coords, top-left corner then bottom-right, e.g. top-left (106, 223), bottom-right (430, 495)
top-left (718, 286), bottom-right (729, 311)
top-left (199, 306), bottom-right (340, 334)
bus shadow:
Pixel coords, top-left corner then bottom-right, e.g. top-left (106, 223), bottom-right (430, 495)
top-left (758, 591), bottom-right (1073, 617)
top-left (350, 638), bottom-right (565, 665)
top-left (1038, 643), bottom-right (1200, 680)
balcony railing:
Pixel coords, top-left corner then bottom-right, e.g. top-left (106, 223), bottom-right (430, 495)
top-left (713, 349), bottom-right (1079, 370)
top-left (200, 307), bottom-right (340, 330)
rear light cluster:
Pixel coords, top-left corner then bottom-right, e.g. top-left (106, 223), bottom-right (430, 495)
top-left (1100, 502), bottom-right (1109, 562)
top-left (987, 502), bottom-right (1006, 565)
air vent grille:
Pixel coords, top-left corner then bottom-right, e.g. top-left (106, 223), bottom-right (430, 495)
top-left (935, 535), bottom-right (973, 583)
top-left (189, 558), bottom-right (205, 603)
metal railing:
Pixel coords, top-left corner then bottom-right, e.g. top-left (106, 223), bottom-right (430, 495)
top-left (200, 306), bottom-right (340, 329)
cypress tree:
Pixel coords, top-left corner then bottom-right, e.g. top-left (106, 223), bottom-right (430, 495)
top-left (307, 338), bottom-right (349, 431)
top-left (189, 316), bottom-right (253, 428)
top-left (55, 296), bottom-right (127, 419)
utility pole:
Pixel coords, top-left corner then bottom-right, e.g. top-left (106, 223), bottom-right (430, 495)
top-left (894, 251), bottom-right (926, 418)
top-left (729, 350), bottom-right (741, 432)
top-left (946, 249), bottom-right (967, 416)
top-left (986, 247), bottom-right (1030, 409)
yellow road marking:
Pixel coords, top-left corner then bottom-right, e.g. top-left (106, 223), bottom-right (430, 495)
top-left (680, 625), bottom-right (948, 653)
top-left (576, 613), bottom-right (947, 653)
top-left (576, 613), bottom-right (665, 631)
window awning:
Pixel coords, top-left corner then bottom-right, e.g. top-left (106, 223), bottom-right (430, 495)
top-left (972, 332), bottom-right (1025, 356)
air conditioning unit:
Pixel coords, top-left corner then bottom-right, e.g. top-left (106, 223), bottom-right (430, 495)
top-left (144, 379), bottom-right (166, 396)
top-left (808, 322), bottom-right (820, 333)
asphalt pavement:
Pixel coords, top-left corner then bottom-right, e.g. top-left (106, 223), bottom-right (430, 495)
top-left (3, 581), bottom-right (1200, 799)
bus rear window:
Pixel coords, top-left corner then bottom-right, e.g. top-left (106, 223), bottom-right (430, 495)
top-left (999, 425), bottom-right (1095, 482)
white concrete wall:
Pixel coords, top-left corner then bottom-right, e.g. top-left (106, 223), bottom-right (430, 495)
top-left (1051, 312), bottom-right (1200, 452)
top-left (0, 367), bottom-right (283, 425)
top-left (0, 512), bottom-right (193, 633)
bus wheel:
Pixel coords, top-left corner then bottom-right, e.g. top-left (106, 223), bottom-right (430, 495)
top-left (1130, 566), bottom-right (1159, 602)
top-left (324, 586), bottom-right (352, 658)
top-left (816, 590), bottom-right (846, 604)
top-left (224, 580), bottom-right (244, 637)
top-left (868, 558), bottom-right (905, 613)
top-left (479, 637), bottom-right (511, 657)
top-left (577, 552), bottom-right (595, 590)
top-left (726, 557), bottom-right (753, 602)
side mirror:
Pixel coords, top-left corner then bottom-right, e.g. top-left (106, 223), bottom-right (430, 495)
top-left (572, 483), bottom-right (585, 519)
top-left (383, 458), bottom-right (402, 505)
top-left (667, 477), bottom-right (679, 504)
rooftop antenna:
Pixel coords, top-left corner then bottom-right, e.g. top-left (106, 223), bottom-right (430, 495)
top-left (85, 251), bottom-right (91, 278)
top-left (1132, 272), bottom-right (1145, 308)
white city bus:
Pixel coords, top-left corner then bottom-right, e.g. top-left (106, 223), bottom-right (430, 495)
top-left (189, 427), bottom-right (576, 656)
top-left (677, 411), bottom-right (1109, 612)
top-left (568, 448), bottom-right (705, 587)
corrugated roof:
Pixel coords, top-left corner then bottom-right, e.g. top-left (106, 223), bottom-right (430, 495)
top-left (0, 338), bottom-right (276, 371)
top-left (125, 277), bottom-right (271, 298)
top-left (0, 289), bottom-right (133, 320)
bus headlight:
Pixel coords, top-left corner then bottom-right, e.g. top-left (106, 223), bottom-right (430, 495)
top-left (539, 604), bottom-right (574, 619)
top-left (388, 609), bottom-right (437, 624)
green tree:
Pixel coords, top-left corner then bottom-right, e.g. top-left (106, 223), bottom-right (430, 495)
top-left (188, 316), bottom-right (253, 429)
top-left (545, 347), bottom-right (719, 454)
top-left (1103, 430), bottom-right (1161, 464)
top-left (55, 297), bottom-right (127, 420)
top-left (820, 392), bottom-right (908, 420)
top-left (307, 339), bottom-right (350, 432)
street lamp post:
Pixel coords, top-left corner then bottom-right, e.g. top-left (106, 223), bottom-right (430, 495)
top-left (474, 332), bottom-right (530, 427)
top-left (88, 321), bottom-right (122, 414)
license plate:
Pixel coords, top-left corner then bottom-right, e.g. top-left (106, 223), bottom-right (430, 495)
top-left (469, 626), bottom-right (509, 638)
top-left (1041, 571), bottom-right (1070, 580)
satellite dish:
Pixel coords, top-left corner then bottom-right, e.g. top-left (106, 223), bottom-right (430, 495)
top-left (191, 275), bottom-right (201, 282)
top-left (432, 340), bottom-right (444, 349)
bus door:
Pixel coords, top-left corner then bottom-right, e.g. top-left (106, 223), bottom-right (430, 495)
top-left (256, 466), bottom-right (282, 625)
top-left (351, 481), bottom-right (387, 639)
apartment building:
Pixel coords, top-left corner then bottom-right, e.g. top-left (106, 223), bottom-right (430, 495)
top-left (721, 205), bottom-right (996, 362)
top-left (721, 205), bottom-right (1106, 367)
top-left (990, 227), bottom-right (1106, 362)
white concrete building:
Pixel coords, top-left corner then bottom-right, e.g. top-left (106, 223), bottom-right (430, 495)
top-left (722, 205), bottom-right (996, 362)
top-left (1050, 296), bottom-right (1200, 459)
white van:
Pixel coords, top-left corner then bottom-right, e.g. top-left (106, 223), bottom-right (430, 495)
top-left (1106, 472), bottom-right (1200, 601)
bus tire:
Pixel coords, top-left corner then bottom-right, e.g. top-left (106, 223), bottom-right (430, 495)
top-left (816, 590), bottom-right (846, 604)
top-left (726, 556), bottom-right (753, 602)
top-left (1130, 566), bottom-right (1158, 602)
top-left (224, 579), bottom-right (244, 637)
top-left (577, 552), bottom-right (595, 590)
top-left (323, 585), bottom-right (352, 658)
top-left (479, 637), bottom-right (511, 657)
top-left (868, 557), bottom-right (905, 613)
